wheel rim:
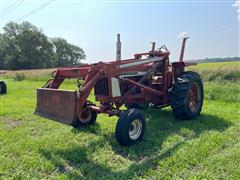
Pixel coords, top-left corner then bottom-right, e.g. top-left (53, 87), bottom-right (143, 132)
top-left (78, 107), bottom-right (92, 123)
top-left (129, 119), bottom-right (142, 140)
top-left (188, 83), bottom-right (200, 112)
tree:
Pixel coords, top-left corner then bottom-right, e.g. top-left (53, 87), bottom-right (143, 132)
top-left (2, 21), bottom-right (56, 69)
top-left (51, 37), bottom-right (85, 67)
top-left (0, 21), bottom-right (86, 70)
top-left (0, 34), bottom-right (5, 69)
top-left (70, 44), bottom-right (86, 66)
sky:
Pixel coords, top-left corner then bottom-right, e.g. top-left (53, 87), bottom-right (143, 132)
top-left (0, 0), bottom-right (239, 63)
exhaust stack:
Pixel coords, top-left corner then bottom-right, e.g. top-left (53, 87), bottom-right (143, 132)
top-left (179, 37), bottom-right (189, 62)
top-left (116, 34), bottom-right (121, 61)
top-left (150, 42), bottom-right (156, 51)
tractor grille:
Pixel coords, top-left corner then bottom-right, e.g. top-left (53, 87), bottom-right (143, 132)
top-left (94, 77), bottom-right (109, 96)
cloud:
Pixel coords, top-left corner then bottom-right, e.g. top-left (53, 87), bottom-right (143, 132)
top-left (233, 0), bottom-right (240, 21)
top-left (177, 31), bottom-right (189, 39)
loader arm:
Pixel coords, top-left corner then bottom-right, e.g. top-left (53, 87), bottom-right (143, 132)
top-left (43, 66), bottom-right (91, 89)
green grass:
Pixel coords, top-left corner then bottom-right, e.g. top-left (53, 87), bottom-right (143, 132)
top-left (0, 62), bottom-right (240, 179)
top-left (2, 68), bottom-right (56, 81)
top-left (187, 61), bottom-right (240, 81)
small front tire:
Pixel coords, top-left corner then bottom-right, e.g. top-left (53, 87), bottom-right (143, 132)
top-left (125, 103), bottom-right (149, 110)
top-left (115, 108), bottom-right (146, 146)
top-left (72, 101), bottom-right (97, 128)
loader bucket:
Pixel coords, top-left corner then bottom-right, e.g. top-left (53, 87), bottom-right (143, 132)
top-left (35, 88), bottom-right (79, 125)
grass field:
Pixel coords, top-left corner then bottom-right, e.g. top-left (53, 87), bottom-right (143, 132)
top-left (0, 61), bottom-right (240, 179)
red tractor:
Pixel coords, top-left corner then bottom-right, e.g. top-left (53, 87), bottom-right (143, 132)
top-left (35, 37), bottom-right (203, 146)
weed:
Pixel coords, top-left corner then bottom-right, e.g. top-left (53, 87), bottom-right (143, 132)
top-left (14, 73), bottom-right (26, 81)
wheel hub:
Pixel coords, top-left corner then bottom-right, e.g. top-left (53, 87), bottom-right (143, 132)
top-left (188, 83), bottom-right (200, 112)
top-left (78, 107), bottom-right (92, 122)
top-left (129, 119), bottom-right (142, 140)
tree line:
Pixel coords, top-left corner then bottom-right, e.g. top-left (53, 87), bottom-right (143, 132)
top-left (196, 57), bottom-right (240, 63)
top-left (0, 21), bottom-right (86, 70)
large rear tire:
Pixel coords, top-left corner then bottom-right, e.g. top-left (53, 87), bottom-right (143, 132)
top-left (0, 81), bottom-right (7, 94)
top-left (115, 108), bottom-right (146, 146)
top-left (170, 71), bottom-right (203, 120)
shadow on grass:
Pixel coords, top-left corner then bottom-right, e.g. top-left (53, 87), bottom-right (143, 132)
top-left (40, 108), bottom-right (232, 179)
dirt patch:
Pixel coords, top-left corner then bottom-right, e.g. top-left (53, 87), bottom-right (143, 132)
top-left (1, 117), bottom-right (22, 129)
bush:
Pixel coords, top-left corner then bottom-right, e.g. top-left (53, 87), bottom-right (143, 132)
top-left (14, 73), bottom-right (25, 81)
